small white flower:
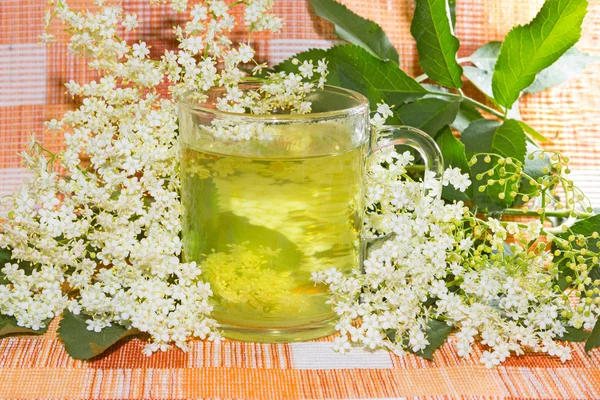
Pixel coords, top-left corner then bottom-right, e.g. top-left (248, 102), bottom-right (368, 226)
top-left (122, 13), bottom-right (138, 31)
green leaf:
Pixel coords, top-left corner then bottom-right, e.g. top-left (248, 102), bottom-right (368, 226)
top-left (413, 319), bottom-right (452, 360)
top-left (525, 47), bottom-right (600, 94)
top-left (512, 142), bottom-right (552, 205)
top-left (411, 0), bottom-right (463, 88)
top-left (491, 0), bottom-right (588, 109)
top-left (0, 248), bottom-right (11, 285)
top-left (396, 98), bottom-right (460, 137)
top-left (558, 215), bottom-right (600, 254)
top-left (561, 326), bottom-right (591, 342)
top-left (57, 310), bottom-right (140, 360)
top-left (451, 101), bottom-right (484, 132)
top-left (275, 45), bottom-right (427, 106)
top-left (0, 247), bottom-right (37, 286)
top-left (436, 127), bottom-right (472, 202)
top-left (469, 41), bottom-right (502, 71)
top-left (585, 316), bottom-right (600, 352)
top-left (491, 119), bottom-right (527, 161)
top-left (308, 0), bottom-right (399, 64)
top-left (462, 119), bottom-right (526, 211)
top-left (0, 314), bottom-right (51, 337)
top-left (463, 66), bottom-right (521, 119)
top-left (462, 119), bottom-right (500, 156)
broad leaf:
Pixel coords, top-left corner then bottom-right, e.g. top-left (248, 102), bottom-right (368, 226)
top-left (276, 45), bottom-right (427, 106)
top-left (413, 319), bottom-right (452, 360)
top-left (411, 0), bottom-right (463, 88)
top-left (512, 142), bottom-right (552, 206)
top-left (561, 326), bottom-right (591, 342)
top-left (462, 119), bottom-right (526, 161)
top-left (462, 119), bottom-right (500, 156)
top-left (491, 0), bottom-right (588, 109)
top-left (451, 101), bottom-right (484, 132)
top-left (491, 119), bottom-right (527, 162)
top-left (436, 127), bottom-right (472, 202)
top-left (308, 0), bottom-right (399, 64)
top-left (558, 215), bottom-right (600, 255)
top-left (469, 41), bottom-right (597, 99)
top-left (469, 41), bottom-right (502, 71)
top-left (525, 47), bottom-right (600, 94)
top-left (462, 119), bottom-right (526, 211)
top-left (585, 317), bottom-right (600, 352)
top-left (396, 98), bottom-right (460, 137)
top-left (58, 310), bottom-right (140, 360)
top-left (0, 314), bottom-right (51, 337)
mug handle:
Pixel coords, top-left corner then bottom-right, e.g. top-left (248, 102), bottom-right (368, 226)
top-left (370, 125), bottom-right (444, 197)
top-left (361, 126), bottom-right (444, 265)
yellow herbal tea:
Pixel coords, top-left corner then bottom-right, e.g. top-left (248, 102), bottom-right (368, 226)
top-left (181, 133), bottom-right (366, 339)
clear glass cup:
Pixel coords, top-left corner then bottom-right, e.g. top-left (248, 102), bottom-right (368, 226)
top-left (178, 84), bottom-right (443, 342)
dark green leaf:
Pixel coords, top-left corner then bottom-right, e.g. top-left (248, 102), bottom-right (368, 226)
top-left (275, 45), bottom-right (427, 106)
top-left (469, 41), bottom-right (502, 71)
top-left (411, 0), bottom-right (463, 88)
top-left (413, 319), bottom-right (452, 360)
top-left (437, 127), bottom-right (471, 172)
top-left (558, 215), bottom-right (600, 254)
top-left (462, 119), bottom-right (526, 211)
top-left (308, 0), bottom-right (399, 63)
top-left (513, 142), bottom-right (552, 205)
top-left (57, 310), bottom-right (140, 360)
top-left (436, 127), bottom-right (472, 202)
top-left (0, 248), bottom-right (11, 285)
top-left (0, 314), bottom-right (51, 337)
top-left (0, 247), bottom-right (37, 286)
top-left (491, 0), bottom-right (589, 109)
top-left (492, 119), bottom-right (527, 162)
top-left (561, 326), bottom-right (591, 342)
top-left (462, 119), bottom-right (500, 156)
top-left (451, 101), bottom-right (484, 132)
top-left (396, 98), bottom-right (460, 137)
top-left (525, 47), bottom-right (600, 94)
top-left (585, 316), bottom-right (600, 352)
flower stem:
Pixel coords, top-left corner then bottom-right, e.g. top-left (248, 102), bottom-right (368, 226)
top-left (502, 208), bottom-right (593, 219)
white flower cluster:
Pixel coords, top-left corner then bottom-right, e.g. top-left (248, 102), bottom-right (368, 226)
top-left (312, 107), bottom-right (596, 366)
top-left (1, 0), bottom-right (325, 354)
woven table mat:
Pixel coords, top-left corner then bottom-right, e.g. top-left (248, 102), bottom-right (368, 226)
top-left (1, 0), bottom-right (600, 399)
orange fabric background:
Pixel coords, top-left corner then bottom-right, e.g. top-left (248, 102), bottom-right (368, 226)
top-left (1, 0), bottom-right (600, 399)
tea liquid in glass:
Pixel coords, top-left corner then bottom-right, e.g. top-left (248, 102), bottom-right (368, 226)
top-left (181, 129), bottom-right (366, 341)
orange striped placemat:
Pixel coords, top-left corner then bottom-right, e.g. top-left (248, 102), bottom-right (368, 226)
top-left (1, 0), bottom-right (600, 398)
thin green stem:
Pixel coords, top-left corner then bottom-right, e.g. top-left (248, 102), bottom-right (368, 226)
top-left (502, 208), bottom-right (593, 219)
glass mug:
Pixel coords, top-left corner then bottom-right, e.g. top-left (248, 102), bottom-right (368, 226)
top-left (178, 84), bottom-right (443, 342)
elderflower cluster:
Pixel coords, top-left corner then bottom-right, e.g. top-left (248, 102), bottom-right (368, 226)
top-left (0, 0), bottom-right (326, 354)
top-left (312, 107), bottom-right (599, 367)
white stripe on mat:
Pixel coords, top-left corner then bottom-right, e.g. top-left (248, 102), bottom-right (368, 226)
top-left (290, 342), bottom-right (393, 369)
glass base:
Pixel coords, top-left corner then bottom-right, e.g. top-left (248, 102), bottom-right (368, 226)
top-left (216, 315), bottom-right (338, 343)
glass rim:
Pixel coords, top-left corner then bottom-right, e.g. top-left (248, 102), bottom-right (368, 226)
top-left (177, 83), bottom-right (369, 121)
